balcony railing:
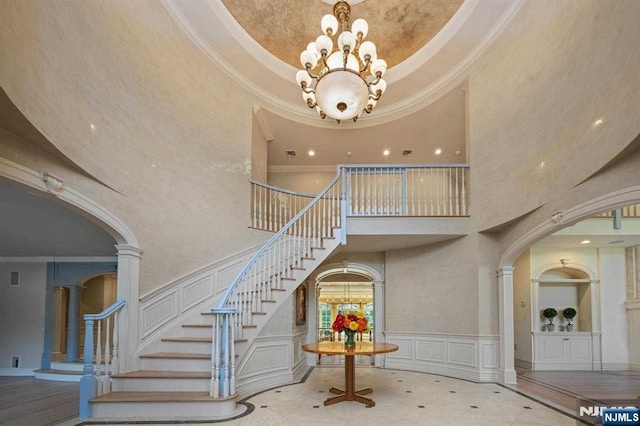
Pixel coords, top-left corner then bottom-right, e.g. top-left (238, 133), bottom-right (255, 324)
top-left (251, 164), bottom-right (469, 233)
top-left (596, 204), bottom-right (640, 218)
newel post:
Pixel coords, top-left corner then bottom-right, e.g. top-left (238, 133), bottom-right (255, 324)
top-left (79, 317), bottom-right (96, 418)
top-left (210, 308), bottom-right (236, 399)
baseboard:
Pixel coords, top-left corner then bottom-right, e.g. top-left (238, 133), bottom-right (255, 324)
top-left (515, 358), bottom-right (532, 369)
top-left (601, 362), bottom-right (630, 371)
top-left (0, 368), bottom-right (35, 376)
top-left (629, 362), bottom-right (640, 371)
top-left (385, 359), bottom-right (498, 382)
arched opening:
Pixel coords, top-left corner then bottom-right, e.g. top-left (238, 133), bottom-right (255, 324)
top-left (499, 187), bottom-right (640, 386)
top-left (307, 261), bottom-right (384, 366)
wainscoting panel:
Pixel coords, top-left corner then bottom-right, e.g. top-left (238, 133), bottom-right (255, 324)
top-left (182, 276), bottom-right (213, 311)
top-left (415, 339), bottom-right (446, 363)
top-left (236, 333), bottom-right (310, 398)
top-left (137, 244), bottom-right (261, 344)
top-left (141, 290), bottom-right (179, 339)
top-left (447, 342), bottom-right (476, 367)
top-left (386, 333), bottom-right (499, 382)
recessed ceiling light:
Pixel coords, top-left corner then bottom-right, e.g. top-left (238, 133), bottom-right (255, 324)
top-left (593, 118), bottom-right (603, 127)
top-left (580, 240), bottom-right (591, 245)
top-left (308, 150), bottom-right (315, 157)
top-left (434, 148), bottom-right (442, 155)
top-left (455, 150), bottom-right (462, 156)
top-left (608, 240), bottom-right (625, 244)
top-left (383, 149), bottom-right (390, 156)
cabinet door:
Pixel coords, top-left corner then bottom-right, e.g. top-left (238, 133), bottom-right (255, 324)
top-left (567, 336), bottom-right (592, 361)
top-left (538, 336), bottom-right (564, 360)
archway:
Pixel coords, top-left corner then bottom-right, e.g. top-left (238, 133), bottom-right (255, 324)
top-left (0, 158), bottom-right (142, 372)
top-left (307, 261), bottom-right (385, 367)
top-left (497, 185), bottom-right (640, 384)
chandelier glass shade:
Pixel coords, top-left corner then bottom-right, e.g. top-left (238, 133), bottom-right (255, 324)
top-left (296, 0), bottom-right (387, 123)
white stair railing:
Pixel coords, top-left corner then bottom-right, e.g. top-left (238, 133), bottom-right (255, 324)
top-left (343, 164), bottom-right (469, 217)
top-left (79, 299), bottom-right (125, 418)
top-left (211, 172), bottom-right (342, 399)
top-left (250, 165), bottom-right (470, 232)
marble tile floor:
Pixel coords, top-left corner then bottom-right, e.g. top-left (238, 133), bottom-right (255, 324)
top-left (64, 366), bottom-right (582, 426)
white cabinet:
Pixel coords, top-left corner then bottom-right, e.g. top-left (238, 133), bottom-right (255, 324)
top-left (532, 332), bottom-right (593, 370)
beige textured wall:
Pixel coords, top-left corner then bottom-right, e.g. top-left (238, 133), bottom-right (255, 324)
top-left (385, 237), bottom-right (479, 334)
top-left (468, 0), bottom-right (640, 241)
top-left (251, 113), bottom-right (268, 182)
top-left (0, 1), bottom-right (268, 293)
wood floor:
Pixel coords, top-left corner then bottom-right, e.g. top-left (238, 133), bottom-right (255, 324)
top-left (0, 377), bottom-right (78, 426)
top-left (511, 369), bottom-right (640, 424)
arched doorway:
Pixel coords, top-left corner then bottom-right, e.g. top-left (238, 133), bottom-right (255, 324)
top-left (307, 261), bottom-right (385, 367)
top-left (498, 186), bottom-right (640, 384)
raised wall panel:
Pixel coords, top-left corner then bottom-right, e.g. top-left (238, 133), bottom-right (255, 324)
top-left (386, 338), bottom-right (413, 359)
top-left (141, 291), bottom-right (178, 338)
top-left (448, 342), bottom-right (476, 367)
top-left (481, 342), bottom-right (497, 369)
top-left (182, 276), bottom-right (213, 311)
top-left (384, 332), bottom-right (499, 382)
top-left (415, 340), bottom-right (445, 363)
top-left (215, 259), bottom-right (245, 295)
top-left (238, 343), bottom-right (290, 378)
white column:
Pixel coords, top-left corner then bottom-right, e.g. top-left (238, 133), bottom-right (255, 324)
top-left (590, 279), bottom-right (602, 370)
top-left (306, 280), bottom-right (318, 366)
top-left (115, 244), bottom-right (143, 373)
top-left (373, 280), bottom-right (385, 367)
top-left (498, 267), bottom-right (517, 384)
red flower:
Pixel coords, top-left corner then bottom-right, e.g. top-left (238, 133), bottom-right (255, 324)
top-left (332, 314), bottom-right (346, 332)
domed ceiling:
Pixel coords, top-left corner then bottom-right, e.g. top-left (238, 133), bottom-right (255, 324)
top-left (220, 0), bottom-right (464, 69)
top-left (163, 0), bottom-right (523, 165)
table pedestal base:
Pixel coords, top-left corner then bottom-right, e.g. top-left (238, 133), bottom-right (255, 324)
top-left (323, 355), bottom-right (375, 407)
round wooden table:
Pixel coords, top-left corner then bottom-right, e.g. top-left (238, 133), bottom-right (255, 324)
top-left (302, 341), bottom-right (398, 407)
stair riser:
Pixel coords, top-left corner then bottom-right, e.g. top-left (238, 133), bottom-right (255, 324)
top-left (113, 378), bottom-right (210, 392)
top-left (139, 358), bottom-right (211, 371)
top-left (91, 400), bottom-right (243, 419)
top-left (182, 327), bottom-right (213, 339)
top-left (51, 361), bottom-right (84, 372)
top-left (160, 341), bottom-right (212, 353)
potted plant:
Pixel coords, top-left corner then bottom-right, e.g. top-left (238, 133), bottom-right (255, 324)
top-left (542, 308), bottom-right (558, 331)
top-left (563, 307), bottom-right (577, 332)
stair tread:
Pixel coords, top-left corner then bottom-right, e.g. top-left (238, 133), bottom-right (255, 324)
top-left (162, 337), bottom-right (212, 342)
top-left (91, 391), bottom-right (215, 403)
top-left (182, 324), bottom-right (212, 328)
top-left (112, 370), bottom-right (210, 379)
top-left (139, 352), bottom-right (210, 359)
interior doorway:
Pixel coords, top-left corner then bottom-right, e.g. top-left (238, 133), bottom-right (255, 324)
top-left (79, 273), bottom-right (117, 355)
top-left (316, 273), bottom-right (374, 365)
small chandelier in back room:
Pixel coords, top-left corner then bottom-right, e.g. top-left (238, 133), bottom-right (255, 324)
top-left (296, 0), bottom-right (388, 123)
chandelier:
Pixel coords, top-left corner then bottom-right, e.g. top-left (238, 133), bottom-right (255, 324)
top-left (296, 0), bottom-right (387, 123)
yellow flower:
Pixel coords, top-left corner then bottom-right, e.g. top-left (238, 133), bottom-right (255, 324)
top-left (348, 321), bottom-right (359, 331)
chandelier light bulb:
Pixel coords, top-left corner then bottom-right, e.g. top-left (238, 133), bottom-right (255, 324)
top-left (351, 18), bottom-right (369, 39)
top-left (321, 14), bottom-right (339, 36)
top-left (295, 0), bottom-right (388, 123)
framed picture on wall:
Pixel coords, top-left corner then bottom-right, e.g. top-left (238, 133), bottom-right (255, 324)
top-left (296, 284), bottom-right (306, 325)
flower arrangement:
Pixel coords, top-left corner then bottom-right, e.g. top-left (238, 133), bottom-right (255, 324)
top-left (332, 311), bottom-right (369, 348)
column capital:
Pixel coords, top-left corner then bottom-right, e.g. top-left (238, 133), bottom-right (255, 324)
top-left (497, 266), bottom-right (515, 277)
top-left (115, 244), bottom-right (143, 258)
